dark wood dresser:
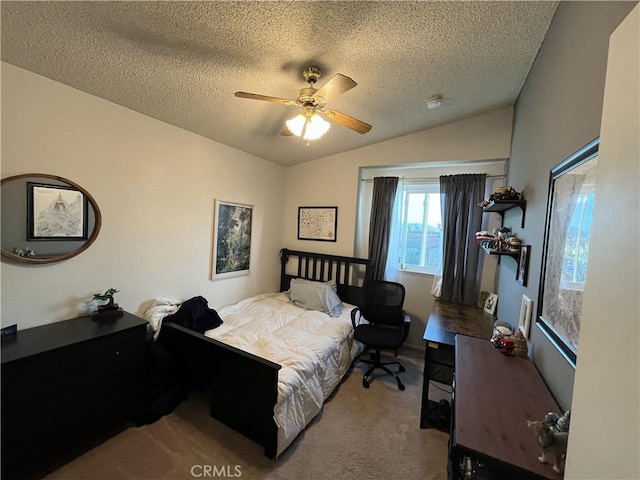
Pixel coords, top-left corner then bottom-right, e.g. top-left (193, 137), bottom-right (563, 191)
top-left (1, 312), bottom-right (147, 480)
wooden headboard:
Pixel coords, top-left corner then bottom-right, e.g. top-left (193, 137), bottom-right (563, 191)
top-left (279, 248), bottom-right (371, 308)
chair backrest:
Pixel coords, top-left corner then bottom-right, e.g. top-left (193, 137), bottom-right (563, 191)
top-left (361, 280), bottom-right (405, 328)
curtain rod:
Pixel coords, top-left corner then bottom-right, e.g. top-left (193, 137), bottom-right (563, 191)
top-left (360, 174), bottom-right (506, 183)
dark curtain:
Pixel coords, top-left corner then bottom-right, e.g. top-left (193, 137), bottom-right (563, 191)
top-left (368, 176), bottom-right (399, 280)
top-left (440, 174), bottom-right (486, 305)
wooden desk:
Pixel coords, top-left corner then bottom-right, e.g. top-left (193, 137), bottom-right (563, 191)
top-left (451, 335), bottom-right (562, 480)
top-left (420, 300), bottom-right (493, 428)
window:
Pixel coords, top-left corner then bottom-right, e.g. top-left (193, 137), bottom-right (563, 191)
top-left (355, 160), bottom-right (507, 278)
top-left (397, 183), bottom-right (442, 275)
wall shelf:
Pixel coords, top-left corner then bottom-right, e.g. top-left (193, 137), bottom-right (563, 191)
top-left (480, 246), bottom-right (520, 262)
top-left (481, 198), bottom-right (526, 228)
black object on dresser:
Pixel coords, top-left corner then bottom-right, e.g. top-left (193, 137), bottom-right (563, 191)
top-left (1, 312), bottom-right (147, 480)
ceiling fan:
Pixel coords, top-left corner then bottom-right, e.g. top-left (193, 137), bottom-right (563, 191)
top-left (234, 66), bottom-right (372, 146)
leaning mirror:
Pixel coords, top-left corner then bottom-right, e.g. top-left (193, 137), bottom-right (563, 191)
top-left (1, 173), bottom-right (102, 264)
top-left (537, 138), bottom-right (599, 366)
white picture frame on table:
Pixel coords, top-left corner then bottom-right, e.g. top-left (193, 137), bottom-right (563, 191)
top-left (519, 294), bottom-right (534, 339)
top-left (483, 293), bottom-right (498, 315)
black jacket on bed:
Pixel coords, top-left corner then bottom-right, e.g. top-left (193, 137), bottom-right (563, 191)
top-left (163, 296), bottom-right (223, 334)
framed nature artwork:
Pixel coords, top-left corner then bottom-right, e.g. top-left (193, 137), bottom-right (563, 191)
top-left (538, 138), bottom-right (599, 366)
top-left (27, 182), bottom-right (88, 240)
top-left (212, 200), bottom-right (253, 280)
top-left (297, 206), bottom-right (338, 242)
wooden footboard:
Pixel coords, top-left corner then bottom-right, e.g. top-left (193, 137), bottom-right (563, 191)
top-left (158, 322), bottom-right (281, 458)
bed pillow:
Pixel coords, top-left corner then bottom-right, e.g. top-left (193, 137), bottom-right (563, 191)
top-left (289, 278), bottom-right (343, 317)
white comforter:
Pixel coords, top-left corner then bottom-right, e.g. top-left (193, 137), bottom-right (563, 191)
top-left (204, 292), bottom-right (359, 456)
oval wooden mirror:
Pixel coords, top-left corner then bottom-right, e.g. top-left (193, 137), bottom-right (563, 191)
top-left (1, 173), bottom-right (102, 264)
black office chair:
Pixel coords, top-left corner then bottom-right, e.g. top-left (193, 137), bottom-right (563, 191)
top-left (351, 280), bottom-right (408, 391)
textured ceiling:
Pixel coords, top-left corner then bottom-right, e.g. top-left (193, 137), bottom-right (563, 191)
top-left (1, 1), bottom-right (559, 167)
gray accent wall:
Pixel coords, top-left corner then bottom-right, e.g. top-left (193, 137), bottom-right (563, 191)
top-left (496, 1), bottom-right (638, 410)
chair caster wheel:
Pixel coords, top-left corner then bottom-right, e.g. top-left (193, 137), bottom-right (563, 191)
top-left (399, 365), bottom-right (406, 373)
top-left (363, 379), bottom-right (370, 389)
top-left (398, 383), bottom-right (405, 391)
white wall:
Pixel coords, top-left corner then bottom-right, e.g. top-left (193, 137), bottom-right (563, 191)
top-left (282, 107), bottom-right (514, 346)
top-left (565, 5), bottom-right (639, 478)
top-left (1, 63), bottom-right (285, 328)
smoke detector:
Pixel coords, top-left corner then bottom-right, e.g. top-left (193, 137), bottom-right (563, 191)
top-left (427, 94), bottom-right (443, 109)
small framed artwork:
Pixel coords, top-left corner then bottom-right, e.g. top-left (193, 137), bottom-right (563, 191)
top-left (516, 245), bottom-right (531, 286)
top-left (519, 294), bottom-right (534, 340)
top-left (27, 182), bottom-right (88, 240)
top-left (297, 206), bottom-right (338, 242)
top-left (212, 200), bottom-right (253, 280)
top-left (483, 293), bottom-right (498, 315)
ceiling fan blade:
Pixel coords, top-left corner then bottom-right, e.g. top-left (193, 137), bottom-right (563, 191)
top-left (312, 74), bottom-right (357, 104)
top-left (321, 109), bottom-right (372, 134)
top-left (234, 92), bottom-right (296, 106)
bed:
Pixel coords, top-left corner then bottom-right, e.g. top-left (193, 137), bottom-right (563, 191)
top-left (157, 248), bottom-right (370, 458)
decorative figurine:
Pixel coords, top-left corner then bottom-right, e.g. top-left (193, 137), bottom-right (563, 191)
top-left (91, 288), bottom-right (123, 319)
top-left (499, 336), bottom-right (515, 355)
top-left (13, 247), bottom-right (36, 257)
top-left (490, 322), bottom-right (513, 348)
top-left (513, 329), bottom-right (529, 358)
top-left (545, 410), bottom-right (571, 434)
top-left (555, 410), bottom-right (571, 433)
top-left (527, 419), bottom-right (568, 474)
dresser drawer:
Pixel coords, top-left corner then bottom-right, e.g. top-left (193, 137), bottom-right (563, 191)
top-left (81, 362), bottom-right (144, 407)
top-left (78, 329), bottom-right (145, 377)
top-left (2, 346), bottom-right (83, 403)
top-left (2, 327), bottom-right (145, 409)
top-left (74, 393), bottom-right (140, 446)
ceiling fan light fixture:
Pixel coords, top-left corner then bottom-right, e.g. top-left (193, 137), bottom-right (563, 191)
top-left (303, 114), bottom-right (331, 141)
top-left (286, 112), bottom-right (330, 142)
top-left (285, 114), bottom-right (306, 136)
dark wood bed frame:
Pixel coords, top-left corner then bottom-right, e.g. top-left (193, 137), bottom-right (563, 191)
top-left (158, 248), bottom-right (370, 458)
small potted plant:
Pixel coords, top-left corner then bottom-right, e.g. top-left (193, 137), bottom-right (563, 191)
top-left (91, 288), bottom-right (123, 319)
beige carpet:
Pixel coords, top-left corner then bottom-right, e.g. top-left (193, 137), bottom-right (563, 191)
top-left (45, 348), bottom-right (450, 480)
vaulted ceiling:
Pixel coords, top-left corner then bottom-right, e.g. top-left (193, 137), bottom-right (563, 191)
top-left (1, 1), bottom-right (559, 166)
